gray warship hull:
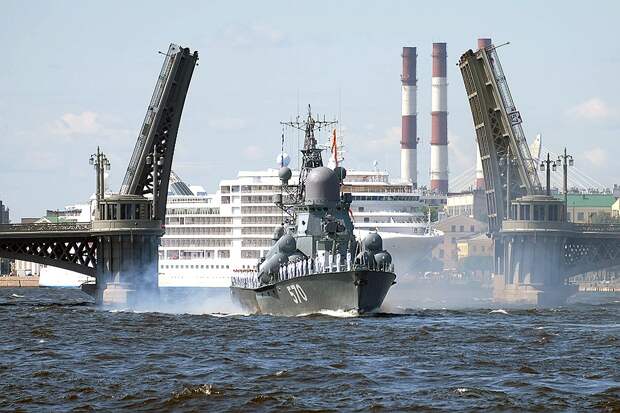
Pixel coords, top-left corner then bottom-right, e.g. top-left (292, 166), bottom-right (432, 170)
top-left (230, 270), bottom-right (396, 316)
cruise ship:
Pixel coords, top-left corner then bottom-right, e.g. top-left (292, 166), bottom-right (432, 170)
top-left (157, 167), bottom-right (443, 288)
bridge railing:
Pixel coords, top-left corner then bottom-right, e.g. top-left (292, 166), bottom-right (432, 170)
top-left (573, 223), bottom-right (620, 233)
top-left (0, 222), bottom-right (92, 233)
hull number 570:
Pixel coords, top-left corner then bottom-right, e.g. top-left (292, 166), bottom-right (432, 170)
top-left (287, 284), bottom-right (308, 304)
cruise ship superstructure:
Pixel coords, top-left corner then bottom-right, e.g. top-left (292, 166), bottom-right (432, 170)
top-left (158, 167), bottom-right (443, 288)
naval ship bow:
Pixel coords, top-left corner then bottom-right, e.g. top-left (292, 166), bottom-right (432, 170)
top-left (230, 106), bottom-right (396, 316)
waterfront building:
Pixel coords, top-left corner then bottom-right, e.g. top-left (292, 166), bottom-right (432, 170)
top-left (566, 193), bottom-right (616, 223)
top-left (432, 215), bottom-right (487, 272)
top-left (445, 189), bottom-right (487, 222)
top-left (456, 233), bottom-right (493, 279)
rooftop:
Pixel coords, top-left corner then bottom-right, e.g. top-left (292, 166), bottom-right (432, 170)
top-left (564, 194), bottom-right (616, 208)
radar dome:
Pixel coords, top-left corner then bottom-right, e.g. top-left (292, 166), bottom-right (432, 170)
top-left (276, 152), bottom-right (291, 167)
top-left (374, 251), bottom-right (392, 267)
top-left (305, 167), bottom-right (340, 204)
top-left (277, 234), bottom-right (297, 254)
top-left (279, 166), bottom-right (292, 183)
top-left (363, 232), bottom-right (383, 252)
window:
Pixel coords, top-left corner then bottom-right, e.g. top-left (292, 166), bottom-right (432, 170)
top-left (577, 212), bottom-right (585, 221)
top-left (459, 225), bottom-right (464, 232)
top-left (548, 205), bottom-right (558, 221)
top-left (470, 225), bottom-right (475, 232)
top-left (364, 217), bottom-right (370, 223)
top-left (358, 207), bottom-right (365, 212)
top-left (451, 225), bottom-right (456, 232)
top-left (439, 249), bottom-right (444, 258)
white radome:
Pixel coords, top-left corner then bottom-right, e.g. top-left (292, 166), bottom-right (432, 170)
top-left (276, 152), bottom-right (291, 167)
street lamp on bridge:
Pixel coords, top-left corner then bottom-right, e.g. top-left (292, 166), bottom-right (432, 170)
top-left (557, 148), bottom-right (574, 221)
top-left (89, 147), bottom-right (110, 202)
top-left (539, 153), bottom-right (557, 196)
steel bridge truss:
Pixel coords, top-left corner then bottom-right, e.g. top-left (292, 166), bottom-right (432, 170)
top-left (0, 225), bottom-right (97, 276)
top-left (459, 45), bottom-right (542, 233)
top-left (120, 44), bottom-right (199, 220)
top-left (563, 232), bottom-right (620, 277)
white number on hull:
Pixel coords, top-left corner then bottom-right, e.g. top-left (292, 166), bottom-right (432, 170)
top-left (287, 284), bottom-right (308, 304)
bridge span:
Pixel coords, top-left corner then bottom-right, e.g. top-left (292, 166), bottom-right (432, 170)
top-left (459, 42), bottom-right (620, 306)
top-left (0, 44), bottom-right (198, 306)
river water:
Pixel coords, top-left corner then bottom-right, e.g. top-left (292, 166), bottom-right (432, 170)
top-left (1, 288), bottom-right (619, 412)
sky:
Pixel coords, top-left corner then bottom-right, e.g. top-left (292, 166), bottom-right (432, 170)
top-left (1, 0), bottom-right (619, 219)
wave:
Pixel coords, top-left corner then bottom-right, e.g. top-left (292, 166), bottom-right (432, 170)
top-left (296, 309), bottom-right (360, 318)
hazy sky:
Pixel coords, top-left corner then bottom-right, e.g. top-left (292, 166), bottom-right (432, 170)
top-left (1, 1), bottom-right (619, 219)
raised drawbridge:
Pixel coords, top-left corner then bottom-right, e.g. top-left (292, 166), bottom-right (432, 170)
top-left (459, 43), bottom-right (620, 306)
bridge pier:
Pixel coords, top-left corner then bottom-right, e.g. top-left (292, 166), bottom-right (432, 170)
top-left (493, 196), bottom-right (577, 307)
top-left (92, 195), bottom-right (163, 308)
top-left (97, 233), bottom-right (161, 307)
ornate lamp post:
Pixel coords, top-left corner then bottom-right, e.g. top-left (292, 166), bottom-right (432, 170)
top-left (89, 147), bottom-right (110, 202)
top-left (539, 152), bottom-right (557, 196)
top-left (557, 148), bottom-right (574, 221)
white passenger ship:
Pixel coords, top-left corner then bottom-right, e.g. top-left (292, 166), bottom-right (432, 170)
top-left (157, 168), bottom-right (443, 288)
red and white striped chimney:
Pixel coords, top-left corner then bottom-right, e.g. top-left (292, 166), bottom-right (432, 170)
top-left (430, 42), bottom-right (448, 193)
top-left (474, 38), bottom-right (492, 190)
top-left (401, 47), bottom-right (417, 186)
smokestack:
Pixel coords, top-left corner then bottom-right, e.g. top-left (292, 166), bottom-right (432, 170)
top-left (474, 38), bottom-right (492, 190)
top-left (401, 47), bottom-right (417, 186)
top-left (430, 42), bottom-right (448, 193)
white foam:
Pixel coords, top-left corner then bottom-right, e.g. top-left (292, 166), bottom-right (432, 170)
top-left (205, 312), bottom-right (251, 318)
top-left (489, 309), bottom-right (509, 315)
top-left (296, 309), bottom-right (360, 318)
top-left (10, 293), bottom-right (24, 298)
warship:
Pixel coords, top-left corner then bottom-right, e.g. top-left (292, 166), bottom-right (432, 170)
top-left (230, 106), bottom-right (396, 316)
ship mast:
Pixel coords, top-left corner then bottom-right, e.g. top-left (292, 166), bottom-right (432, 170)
top-left (281, 104), bottom-right (337, 202)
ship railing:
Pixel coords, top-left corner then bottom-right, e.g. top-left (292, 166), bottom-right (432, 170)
top-left (231, 253), bottom-right (395, 288)
top-left (276, 252), bottom-right (394, 282)
top-left (231, 274), bottom-right (260, 289)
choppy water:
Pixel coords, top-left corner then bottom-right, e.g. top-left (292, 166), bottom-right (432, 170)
top-left (1, 288), bottom-right (619, 412)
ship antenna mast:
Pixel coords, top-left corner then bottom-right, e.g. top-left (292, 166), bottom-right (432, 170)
top-left (280, 104), bottom-right (337, 201)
